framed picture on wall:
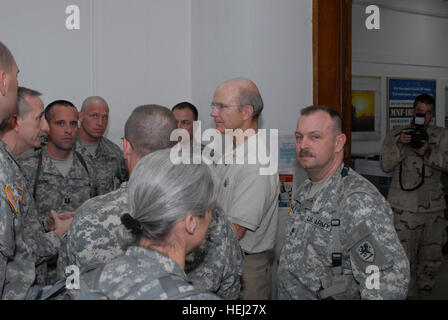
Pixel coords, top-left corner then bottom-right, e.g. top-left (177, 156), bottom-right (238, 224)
top-left (351, 75), bottom-right (382, 141)
top-left (387, 77), bottom-right (436, 130)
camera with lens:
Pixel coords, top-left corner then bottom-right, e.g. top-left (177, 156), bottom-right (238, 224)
top-left (402, 113), bottom-right (428, 150)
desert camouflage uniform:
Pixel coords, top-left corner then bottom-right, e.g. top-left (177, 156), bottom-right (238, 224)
top-left (278, 164), bottom-right (410, 300)
top-left (97, 246), bottom-right (220, 300)
top-left (0, 141), bottom-right (35, 299)
top-left (381, 125), bottom-right (448, 298)
top-left (57, 184), bottom-right (243, 299)
top-left (19, 145), bottom-right (97, 284)
top-left (75, 136), bottom-right (128, 195)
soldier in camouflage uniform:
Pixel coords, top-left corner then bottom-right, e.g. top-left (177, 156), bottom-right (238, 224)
top-left (58, 189), bottom-right (242, 299)
top-left (278, 106), bottom-right (409, 300)
top-left (380, 94), bottom-right (448, 299)
top-left (57, 105), bottom-right (242, 299)
top-left (19, 100), bottom-right (96, 284)
top-left (1, 88), bottom-right (73, 287)
top-left (76, 96), bottom-right (128, 195)
top-left (184, 205), bottom-right (243, 299)
top-left (19, 100), bottom-right (96, 224)
top-left (0, 142), bottom-right (36, 299)
top-left (0, 43), bottom-right (36, 299)
top-left (92, 148), bottom-right (221, 300)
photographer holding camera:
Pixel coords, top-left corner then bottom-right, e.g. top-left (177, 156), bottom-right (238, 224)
top-left (381, 94), bottom-right (448, 299)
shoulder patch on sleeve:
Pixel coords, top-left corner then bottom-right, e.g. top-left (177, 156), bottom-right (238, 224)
top-left (348, 222), bottom-right (391, 273)
top-left (356, 240), bottom-right (375, 262)
top-left (5, 185), bottom-right (18, 213)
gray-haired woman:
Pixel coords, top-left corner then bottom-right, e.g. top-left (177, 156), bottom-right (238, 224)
top-left (93, 148), bottom-right (221, 300)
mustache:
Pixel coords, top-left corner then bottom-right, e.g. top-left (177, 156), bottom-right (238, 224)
top-left (299, 150), bottom-right (315, 158)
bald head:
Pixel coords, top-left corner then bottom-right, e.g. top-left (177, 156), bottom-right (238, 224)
top-left (218, 78), bottom-right (257, 90)
top-left (124, 104), bottom-right (177, 158)
top-left (0, 42), bottom-right (14, 72)
top-left (216, 78), bottom-right (264, 119)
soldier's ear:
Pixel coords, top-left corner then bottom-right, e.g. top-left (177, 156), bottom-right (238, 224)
top-left (123, 138), bottom-right (132, 158)
top-left (185, 213), bottom-right (197, 234)
top-left (335, 133), bottom-right (346, 153)
top-left (241, 104), bottom-right (254, 121)
top-left (78, 111), bottom-right (84, 122)
top-left (11, 115), bottom-right (20, 133)
top-left (0, 71), bottom-right (6, 96)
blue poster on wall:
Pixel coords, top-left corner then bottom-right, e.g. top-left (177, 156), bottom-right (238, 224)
top-left (388, 78), bottom-right (436, 129)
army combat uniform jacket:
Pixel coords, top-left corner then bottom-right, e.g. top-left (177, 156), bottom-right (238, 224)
top-left (0, 142), bottom-right (59, 266)
top-left (278, 164), bottom-right (410, 300)
top-left (95, 246), bottom-right (219, 300)
top-left (0, 141), bottom-right (35, 299)
top-left (380, 125), bottom-right (448, 213)
top-left (57, 183), bottom-right (243, 299)
top-left (75, 136), bottom-right (128, 196)
top-left (19, 146), bottom-right (97, 223)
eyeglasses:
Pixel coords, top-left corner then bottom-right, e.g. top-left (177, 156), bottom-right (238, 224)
top-left (210, 103), bottom-right (248, 112)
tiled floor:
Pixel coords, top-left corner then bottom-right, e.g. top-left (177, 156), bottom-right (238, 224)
top-left (431, 255), bottom-right (448, 299)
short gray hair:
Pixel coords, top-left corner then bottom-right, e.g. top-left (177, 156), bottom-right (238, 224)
top-left (127, 148), bottom-right (220, 245)
top-left (300, 105), bottom-right (343, 135)
top-left (81, 96), bottom-right (108, 112)
top-left (17, 87), bottom-right (42, 118)
top-left (124, 104), bottom-right (177, 157)
top-left (239, 87), bottom-right (264, 119)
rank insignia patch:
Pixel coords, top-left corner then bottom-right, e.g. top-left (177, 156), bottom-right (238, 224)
top-left (357, 240), bottom-right (375, 262)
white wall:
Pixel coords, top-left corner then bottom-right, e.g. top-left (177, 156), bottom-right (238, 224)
top-left (352, 0), bottom-right (448, 155)
top-left (191, 0), bottom-right (313, 134)
top-left (92, 0), bottom-right (191, 144)
top-left (0, 0), bottom-right (93, 112)
top-left (1, 0), bottom-right (313, 146)
top-left (0, 0), bottom-right (192, 145)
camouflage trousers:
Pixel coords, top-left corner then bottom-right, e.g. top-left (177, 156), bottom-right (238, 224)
top-left (393, 208), bottom-right (447, 299)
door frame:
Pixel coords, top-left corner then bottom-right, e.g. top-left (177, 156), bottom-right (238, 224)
top-left (313, 0), bottom-right (352, 164)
